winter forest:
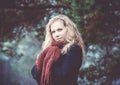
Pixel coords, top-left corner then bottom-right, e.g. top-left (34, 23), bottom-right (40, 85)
top-left (0, 0), bottom-right (120, 85)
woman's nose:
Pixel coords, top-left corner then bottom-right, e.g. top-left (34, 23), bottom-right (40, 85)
top-left (55, 32), bottom-right (59, 37)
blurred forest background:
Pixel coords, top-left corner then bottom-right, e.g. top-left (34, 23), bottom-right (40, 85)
top-left (0, 0), bottom-right (120, 85)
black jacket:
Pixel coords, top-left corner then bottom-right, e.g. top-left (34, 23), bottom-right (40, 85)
top-left (31, 44), bottom-right (82, 85)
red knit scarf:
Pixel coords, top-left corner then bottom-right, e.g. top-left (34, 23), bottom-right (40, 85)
top-left (35, 41), bottom-right (64, 85)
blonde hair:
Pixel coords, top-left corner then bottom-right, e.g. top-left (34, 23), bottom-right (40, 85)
top-left (42, 14), bottom-right (85, 60)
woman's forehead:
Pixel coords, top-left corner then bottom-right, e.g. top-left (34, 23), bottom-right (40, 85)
top-left (51, 20), bottom-right (65, 29)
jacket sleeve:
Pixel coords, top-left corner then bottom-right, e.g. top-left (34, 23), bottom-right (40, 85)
top-left (31, 65), bottom-right (37, 80)
top-left (31, 65), bottom-right (40, 84)
top-left (52, 44), bottom-right (83, 81)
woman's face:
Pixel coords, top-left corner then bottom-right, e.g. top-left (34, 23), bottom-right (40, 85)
top-left (50, 20), bottom-right (67, 42)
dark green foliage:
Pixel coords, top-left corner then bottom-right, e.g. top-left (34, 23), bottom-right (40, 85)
top-left (79, 55), bottom-right (120, 84)
top-left (85, 0), bottom-right (120, 45)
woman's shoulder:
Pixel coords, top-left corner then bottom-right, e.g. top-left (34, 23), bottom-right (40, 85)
top-left (64, 44), bottom-right (83, 66)
top-left (69, 44), bottom-right (82, 52)
top-left (64, 44), bottom-right (82, 57)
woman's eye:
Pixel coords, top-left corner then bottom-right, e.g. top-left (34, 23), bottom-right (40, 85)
top-left (51, 31), bottom-right (55, 34)
top-left (58, 28), bottom-right (62, 31)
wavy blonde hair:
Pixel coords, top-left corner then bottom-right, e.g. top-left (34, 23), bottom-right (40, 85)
top-left (42, 14), bottom-right (85, 60)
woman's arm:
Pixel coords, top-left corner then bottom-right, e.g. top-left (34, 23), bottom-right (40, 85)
top-left (31, 65), bottom-right (40, 84)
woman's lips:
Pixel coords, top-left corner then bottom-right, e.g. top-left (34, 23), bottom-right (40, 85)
top-left (56, 38), bottom-right (62, 41)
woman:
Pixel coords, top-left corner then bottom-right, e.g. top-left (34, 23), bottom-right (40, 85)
top-left (31, 14), bottom-right (85, 85)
